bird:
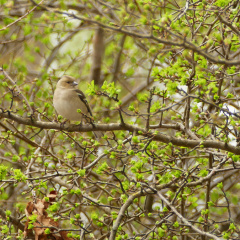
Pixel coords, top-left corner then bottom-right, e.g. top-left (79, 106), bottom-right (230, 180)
top-left (53, 75), bottom-right (93, 123)
top-left (52, 75), bottom-right (104, 142)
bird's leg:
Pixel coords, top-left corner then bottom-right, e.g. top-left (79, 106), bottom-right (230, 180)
top-left (76, 115), bottom-right (84, 130)
top-left (60, 119), bottom-right (70, 129)
top-left (81, 113), bottom-right (94, 126)
top-left (88, 116), bottom-right (96, 129)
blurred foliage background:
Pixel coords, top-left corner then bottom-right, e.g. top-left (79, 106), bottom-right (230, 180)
top-left (1, 0), bottom-right (240, 239)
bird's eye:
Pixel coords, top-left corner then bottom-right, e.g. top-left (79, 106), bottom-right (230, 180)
top-left (67, 81), bottom-right (71, 84)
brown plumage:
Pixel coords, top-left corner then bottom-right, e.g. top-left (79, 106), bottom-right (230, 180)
top-left (53, 75), bottom-right (92, 122)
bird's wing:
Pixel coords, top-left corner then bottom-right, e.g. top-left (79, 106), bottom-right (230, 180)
top-left (74, 89), bottom-right (93, 116)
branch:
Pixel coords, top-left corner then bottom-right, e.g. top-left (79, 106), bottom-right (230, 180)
top-left (218, 15), bottom-right (240, 36)
top-left (120, 77), bottom-right (154, 107)
top-left (90, 27), bottom-right (105, 86)
top-left (111, 34), bottom-right (126, 82)
top-left (109, 193), bottom-right (138, 240)
top-left (28, 0), bottom-right (240, 66)
top-left (0, 208), bottom-right (25, 231)
top-left (1, 110), bottom-right (240, 154)
top-left (30, 166), bottom-right (112, 215)
top-left (1, 68), bottom-right (33, 114)
top-left (109, 179), bottom-right (178, 240)
top-left (157, 191), bottom-right (221, 240)
top-left (0, 0), bottom-right (45, 31)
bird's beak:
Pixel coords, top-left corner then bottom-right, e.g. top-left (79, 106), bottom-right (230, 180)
top-left (72, 81), bottom-right (78, 87)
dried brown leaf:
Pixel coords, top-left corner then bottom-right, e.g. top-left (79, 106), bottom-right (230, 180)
top-left (24, 192), bottom-right (73, 240)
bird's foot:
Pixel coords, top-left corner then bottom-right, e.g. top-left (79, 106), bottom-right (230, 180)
top-left (60, 119), bottom-right (70, 129)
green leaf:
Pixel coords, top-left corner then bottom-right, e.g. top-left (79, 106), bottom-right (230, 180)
top-left (0, 165), bottom-right (8, 181)
top-left (214, 0), bottom-right (231, 7)
top-left (86, 80), bottom-right (96, 96)
top-left (96, 162), bottom-right (109, 174)
top-left (125, 68), bottom-right (135, 77)
top-left (48, 202), bottom-right (60, 212)
top-left (101, 81), bottom-right (121, 97)
top-left (173, 221), bottom-right (179, 228)
top-left (13, 169), bottom-right (27, 182)
top-left (217, 182), bottom-right (223, 189)
top-left (157, 228), bottom-right (165, 237)
top-left (45, 228), bottom-right (51, 234)
top-left (229, 223), bottom-right (236, 231)
top-left (77, 169), bottom-right (86, 177)
top-left (1, 225), bottom-right (9, 234)
top-left (166, 81), bottom-right (178, 94)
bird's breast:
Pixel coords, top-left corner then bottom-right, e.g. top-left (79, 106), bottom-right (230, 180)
top-left (53, 89), bottom-right (87, 121)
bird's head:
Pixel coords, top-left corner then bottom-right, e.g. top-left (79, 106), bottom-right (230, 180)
top-left (56, 76), bottom-right (78, 89)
